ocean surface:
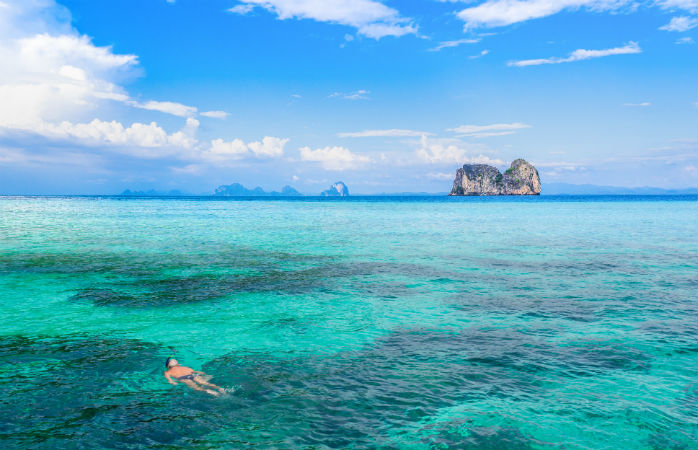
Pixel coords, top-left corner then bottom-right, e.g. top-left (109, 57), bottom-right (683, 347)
top-left (1, 195), bottom-right (696, 450)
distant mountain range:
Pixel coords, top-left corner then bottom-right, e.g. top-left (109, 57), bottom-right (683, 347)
top-left (214, 183), bottom-right (301, 197)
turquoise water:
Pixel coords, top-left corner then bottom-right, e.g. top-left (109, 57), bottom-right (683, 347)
top-left (1, 195), bottom-right (696, 449)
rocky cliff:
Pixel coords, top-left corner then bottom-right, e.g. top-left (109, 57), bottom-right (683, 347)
top-left (321, 181), bottom-right (349, 197)
top-left (450, 159), bottom-right (540, 196)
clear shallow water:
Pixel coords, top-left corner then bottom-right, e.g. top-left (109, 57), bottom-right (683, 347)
top-left (0, 195), bottom-right (696, 450)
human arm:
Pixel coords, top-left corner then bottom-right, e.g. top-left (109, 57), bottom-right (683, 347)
top-left (164, 371), bottom-right (178, 386)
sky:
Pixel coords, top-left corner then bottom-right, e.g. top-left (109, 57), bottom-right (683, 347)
top-left (0, 0), bottom-right (696, 194)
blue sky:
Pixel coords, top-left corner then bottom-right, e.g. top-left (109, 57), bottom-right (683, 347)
top-left (0, 0), bottom-right (696, 194)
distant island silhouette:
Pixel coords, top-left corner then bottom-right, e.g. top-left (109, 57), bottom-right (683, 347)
top-left (214, 183), bottom-right (301, 197)
top-left (117, 181), bottom-right (697, 197)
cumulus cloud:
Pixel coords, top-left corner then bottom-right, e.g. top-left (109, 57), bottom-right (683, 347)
top-left (227, 0), bottom-right (416, 39)
top-left (207, 136), bottom-right (289, 160)
top-left (659, 16), bottom-right (698, 31)
top-left (0, 0), bottom-right (206, 148)
top-left (338, 129), bottom-right (432, 137)
top-left (415, 136), bottom-right (503, 165)
top-left (209, 138), bottom-right (249, 158)
top-left (299, 145), bottom-right (371, 170)
top-left (508, 42), bottom-right (641, 67)
top-left (248, 136), bottom-right (289, 157)
top-left (456, 0), bottom-right (633, 29)
top-left (0, 31), bottom-right (137, 128)
top-left (676, 36), bottom-right (695, 44)
top-left (8, 117), bottom-right (200, 157)
top-left (447, 122), bottom-right (530, 137)
top-left (0, 0), bottom-right (297, 176)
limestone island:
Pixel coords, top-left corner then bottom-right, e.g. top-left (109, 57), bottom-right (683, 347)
top-left (321, 181), bottom-right (349, 197)
top-left (450, 159), bottom-right (541, 196)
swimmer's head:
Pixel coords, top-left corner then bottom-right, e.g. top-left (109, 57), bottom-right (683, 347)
top-left (165, 357), bottom-right (178, 369)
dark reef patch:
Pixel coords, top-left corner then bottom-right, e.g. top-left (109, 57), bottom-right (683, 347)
top-left (421, 423), bottom-right (538, 450)
top-left (200, 328), bottom-right (653, 448)
top-left (68, 261), bottom-right (462, 308)
top-left (0, 327), bottom-right (670, 450)
top-left (0, 245), bottom-right (325, 276)
top-left (0, 335), bottom-right (170, 449)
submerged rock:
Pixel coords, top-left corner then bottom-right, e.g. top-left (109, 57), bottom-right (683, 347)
top-left (321, 181), bottom-right (349, 197)
top-left (450, 159), bottom-right (541, 196)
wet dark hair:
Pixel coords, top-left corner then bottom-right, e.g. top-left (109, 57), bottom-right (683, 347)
top-left (165, 357), bottom-right (173, 368)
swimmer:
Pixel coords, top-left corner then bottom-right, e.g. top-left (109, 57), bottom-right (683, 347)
top-left (163, 357), bottom-right (225, 397)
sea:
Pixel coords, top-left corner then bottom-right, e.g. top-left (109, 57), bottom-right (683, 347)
top-left (0, 195), bottom-right (696, 450)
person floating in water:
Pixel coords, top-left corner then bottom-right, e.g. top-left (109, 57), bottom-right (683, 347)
top-left (164, 357), bottom-right (225, 396)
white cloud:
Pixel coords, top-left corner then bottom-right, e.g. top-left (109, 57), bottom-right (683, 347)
top-left (329, 89), bottom-right (370, 100)
top-left (456, 0), bottom-right (633, 29)
top-left (508, 42), bottom-right (641, 67)
top-left (624, 102), bottom-right (651, 107)
top-left (299, 145), bottom-right (371, 170)
top-left (248, 136), bottom-right (289, 157)
top-left (426, 172), bottom-right (455, 180)
top-left (30, 117), bottom-right (199, 154)
top-left (0, 31), bottom-right (138, 128)
top-left (415, 136), bottom-right (503, 165)
top-left (447, 122), bottom-right (530, 137)
top-left (676, 36), bottom-right (695, 44)
top-left (129, 99), bottom-right (197, 117)
top-left (656, 0), bottom-right (698, 13)
top-left (228, 0), bottom-right (416, 39)
top-left (659, 16), bottom-right (698, 31)
top-left (228, 4), bottom-right (255, 14)
top-left (469, 49), bottom-right (490, 59)
top-left (0, 0), bottom-right (292, 169)
top-left (429, 38), bottom-right (481, 51)
top-left (209, 138), bottom-right (249, 158)
top-left (0, 0), bottom-right (207, 150)
top-left (207, 136), bottom-right (288, 160)
top-left (359, 22), bottom-right (416, 39)
top-left (200, 110), bottom-right (229, 119)
top-left (338, 129), bottom-right (432, 137)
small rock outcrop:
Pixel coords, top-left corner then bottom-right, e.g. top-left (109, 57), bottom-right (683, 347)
top-left (450, 159), bottom-right (540, 196)
top-left (321, 181), bottom-right (349, 197)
